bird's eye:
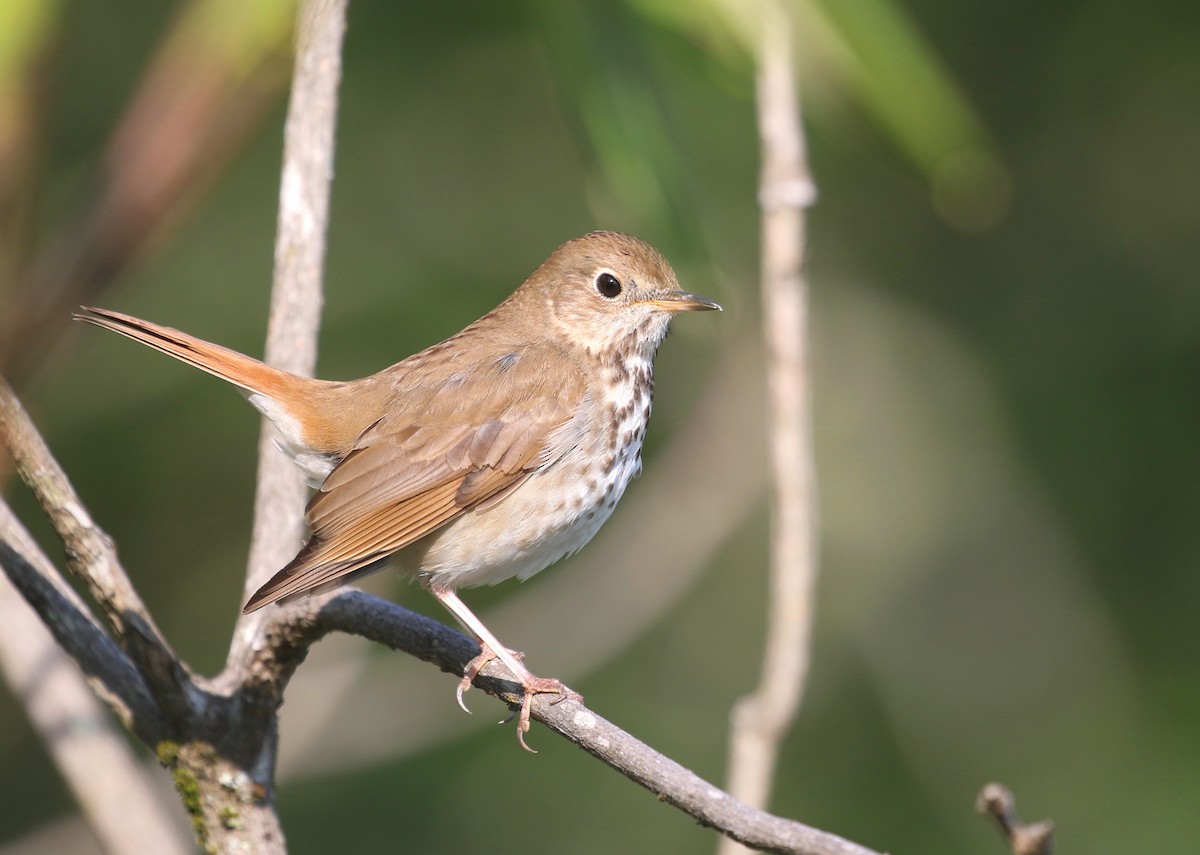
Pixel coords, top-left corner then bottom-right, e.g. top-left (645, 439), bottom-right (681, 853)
top-left (595, 272), bottom-right (622, 299)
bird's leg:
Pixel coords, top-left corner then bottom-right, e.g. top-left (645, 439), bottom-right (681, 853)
top-left (431, 588), bottom-right (582, 751)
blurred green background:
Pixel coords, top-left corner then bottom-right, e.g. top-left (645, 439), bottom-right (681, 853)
top-left (2, 0), bottom-right (1197, 853)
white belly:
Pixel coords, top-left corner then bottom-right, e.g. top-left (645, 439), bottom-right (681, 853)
top-left (412, 437), bottom-right (643, 588)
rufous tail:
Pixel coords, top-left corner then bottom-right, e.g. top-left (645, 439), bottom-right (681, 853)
top-left (74, 306), bottom-right (296, 399)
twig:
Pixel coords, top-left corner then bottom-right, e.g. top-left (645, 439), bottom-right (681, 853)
top-left (721, 1), bottom-right (819, 848)
top-left (228, 0), bottom-right (347, 671)
top-left (977, 783), bottom-right (1055, 855)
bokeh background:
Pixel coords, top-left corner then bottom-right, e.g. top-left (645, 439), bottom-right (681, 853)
top-left (2, 0), bottom-right (1197, 853)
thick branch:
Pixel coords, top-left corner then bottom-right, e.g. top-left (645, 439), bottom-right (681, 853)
top-left (722, 1), bottom-right (819, 846)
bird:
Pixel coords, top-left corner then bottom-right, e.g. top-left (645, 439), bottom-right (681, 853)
top-left (74, 230), bottom-right (720, 749)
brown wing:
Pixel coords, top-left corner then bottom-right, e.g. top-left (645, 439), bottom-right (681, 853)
top-left (243, 346), bottom-right (586, 612)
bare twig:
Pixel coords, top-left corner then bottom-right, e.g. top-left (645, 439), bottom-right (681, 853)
top-left (1, 363), bottom-right (188, 853)
top-left (977, 783), bottom-right (1055, 855)
top-left (228, 0), bottom-right (347, 671)
top-left (721, 1), bottom-right (818, 849)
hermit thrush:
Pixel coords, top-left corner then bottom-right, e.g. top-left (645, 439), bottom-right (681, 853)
top-left (75, 231), bottom-right (719, 748)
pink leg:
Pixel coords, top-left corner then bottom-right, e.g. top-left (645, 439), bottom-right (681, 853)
top-left (431, 588), bottom-right (581, 751)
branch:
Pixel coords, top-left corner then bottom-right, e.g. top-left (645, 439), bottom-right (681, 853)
top-left (722, 0), bottom-right (819, 845)
top-left (229, 0), bottom-right (347, 670)
top-left (977, 783), bottom-right (1055, 855)
top-left (0, 386), bottom-right (186, 849)
top-left (0, 573), bottom-right (190, 855)
top-left (258, 590), bottom-right (882, 855)
top-left (0, 377), bottom-right (189, 732)
top-left (0, 500), bottom-right (166, 745)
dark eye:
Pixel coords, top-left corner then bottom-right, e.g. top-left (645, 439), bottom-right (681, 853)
top-left (595, 272), bottom-right (622, 299)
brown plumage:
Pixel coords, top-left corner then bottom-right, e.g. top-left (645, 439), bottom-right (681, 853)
top-left (75, 231), bottom-right (719, 748)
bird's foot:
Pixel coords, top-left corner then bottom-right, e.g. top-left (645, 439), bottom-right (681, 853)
top-left (456, 641), bottom-right (522, 713)
top-left (455, 640), bottom-right (581, 752)
top-left (508, 674), bottom-right (582, 753)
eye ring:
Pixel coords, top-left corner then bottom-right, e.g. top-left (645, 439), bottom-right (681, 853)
top-left (595, 272), bottom-right (622, 299)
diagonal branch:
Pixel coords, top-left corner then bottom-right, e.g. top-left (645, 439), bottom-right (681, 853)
top-left (0, 377), bottom-right (192, 720)
top-left (0, 568), bottom-right (190, 854)
top-left (0, 499), bottom-right (166, 744)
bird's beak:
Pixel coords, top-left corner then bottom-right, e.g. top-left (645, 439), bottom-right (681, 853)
top-left (641, 291), bottom-right (723, 313)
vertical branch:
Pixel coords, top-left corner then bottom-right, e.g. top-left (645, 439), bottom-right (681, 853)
top-left (229, 0), bottom-right (348, 667)
top-left (720, 0), bottom-right (818, 849)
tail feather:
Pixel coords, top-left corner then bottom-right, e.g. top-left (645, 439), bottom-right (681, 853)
top-left (74, 306), bottom-right (291, 398)
top-left (76, 304), bottom-right (384, 462)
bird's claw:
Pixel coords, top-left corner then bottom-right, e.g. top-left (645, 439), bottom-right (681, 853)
top-left (510, 678), bottom-right (582, 753)
top-left (455, 677), bottom-right (473, 714)
top-left (458, 641), bottom-right (505, 714)
top-left (455, 643), bottom-right (581, 752)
